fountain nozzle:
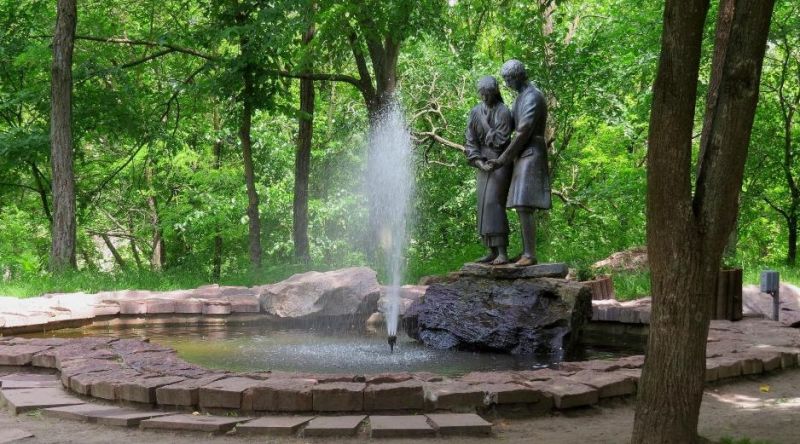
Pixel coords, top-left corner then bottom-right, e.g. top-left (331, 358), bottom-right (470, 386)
top-left (388, 335), bottom-right (397, 353)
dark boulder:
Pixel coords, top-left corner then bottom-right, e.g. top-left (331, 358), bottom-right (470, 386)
top-left (404, 270), bottom-right (591, 356)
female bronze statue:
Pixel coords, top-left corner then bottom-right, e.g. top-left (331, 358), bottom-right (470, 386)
top-left (465, 76), bottom-right (514, 265)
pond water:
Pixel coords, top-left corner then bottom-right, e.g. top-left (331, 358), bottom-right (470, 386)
top-left (28, 323), bottom-right (635, 376)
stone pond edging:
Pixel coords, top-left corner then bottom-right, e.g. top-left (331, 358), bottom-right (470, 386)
top-left (0, 318), bottom-right (798, 417)
top-left (1, 267), bottom-right (800, 418)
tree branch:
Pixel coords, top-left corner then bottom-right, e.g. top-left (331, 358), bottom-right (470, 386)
top-left (275, 70), bottom-right (362, 89)
top-left (414, 131), bottom-right (465, 152)
top-left (764, 196), bottom-right (790, 220)
top-left (0, 182), bottom-right (38, 192)
top-left (74, 35), bottom-right (219, 62)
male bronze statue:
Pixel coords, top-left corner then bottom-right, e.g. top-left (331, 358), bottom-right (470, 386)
top-left (465, 76), bottom-right (514, 265)
top-left (488, 59), bottom-right (551, 267)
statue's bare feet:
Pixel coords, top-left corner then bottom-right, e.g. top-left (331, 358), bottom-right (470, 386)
top-left (475, 252), bottom-right (497, 263)
top-left (490, 254), bottom-right (509, 266)
top-left (514, 255), bottom-right (538, 267)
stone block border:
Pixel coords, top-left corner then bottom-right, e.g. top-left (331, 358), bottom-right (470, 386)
top-left (0, 318), bottom-right (797, 418)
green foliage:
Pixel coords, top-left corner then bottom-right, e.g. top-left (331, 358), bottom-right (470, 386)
top-left (0, 0), bottom-right (797, 296)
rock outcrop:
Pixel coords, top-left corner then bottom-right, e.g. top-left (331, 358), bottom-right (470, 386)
top-left (257, 267), bottom-right (380, 319)
top-left (404, 263), bottom-right (592, 356)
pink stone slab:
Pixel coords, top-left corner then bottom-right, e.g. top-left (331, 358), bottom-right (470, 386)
top-left (369, 415), bottom-right (435, 438)
top-left (140, 414), bottom-right (250, 432)
top-left (236, 416), bottom-right (314, 435)
top-left (426, 413), bottom-right (492, 435)
top-left (0, 387), bottom-right (85, 414)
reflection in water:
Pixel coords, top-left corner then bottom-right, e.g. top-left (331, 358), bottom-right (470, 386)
top-left (28, 324), bottom-right (631, 376)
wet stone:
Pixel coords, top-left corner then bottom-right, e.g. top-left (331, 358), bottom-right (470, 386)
top-left (143, 298), bottom-right (175, 314)
top-left (156, 374), bottom-right (228, 407)
top-left (236, 416), bottom-right (314, 435)
top-left (369, 415), bottom-right (435, 438)
top-left (303, 415), bottom-right (366, 437)
top-left (312, 382), bottom-right (365, 412)
top-left (140, 414), bottom-right (250, 433)
top-left (199, 377), bottom-right (261, 409)
top-left (0, 387), bottom-right (84, 414)
top-left (242, 379), bottom-right (314, 412)
top-left (228, 296), bottom-right (260, 313)
top-left (118, 300), bottom-right (147, 315)
top-left (202, 301), bottom-right (231, 315)
top-left (174, 299), bottom-right (204, 314)
top-left (364, 380), bottom-right (424, 411)
top-left (426, 413), bottom-right (492, 436)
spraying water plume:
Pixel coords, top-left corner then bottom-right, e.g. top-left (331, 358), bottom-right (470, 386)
top-left (365, 100), bottom-right (415, 351)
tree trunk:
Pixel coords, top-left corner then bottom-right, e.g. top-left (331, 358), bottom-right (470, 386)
top-left (789, 215), bottom-right (797, 266)
top-left (49, 0), bottom-right (77, 272)
top-left (100, 233), bottom-right (127, 270)
top-left (145, 166), bottom-right (165, 271)
top-left (632, 0), bottom-right (775, 442)
top-left (293, 23), bottom-right (315, 263)
top-left (212, 108), bottom-right (223, 281)
top-left (30, 162), bottom-right (53, 224)
top-left (240, 74), bottom-right (262, 268)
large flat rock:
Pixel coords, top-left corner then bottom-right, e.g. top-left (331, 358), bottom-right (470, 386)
top-left (459, 262), bottom-right (568, 279)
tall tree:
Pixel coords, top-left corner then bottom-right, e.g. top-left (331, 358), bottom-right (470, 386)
top-left (50, 0), bottom-right (78, 272)
top-left (293, 17), bottom-right (316, 263)
top-left (632, 0), bottom-right (775, 442)
top-left (758, 8), bottom-right (800, 265)
top-left (238, 37), bottom-right (262, 269)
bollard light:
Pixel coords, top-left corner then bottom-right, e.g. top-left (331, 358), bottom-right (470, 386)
top-left (760, 270), bottom-right (780, 321)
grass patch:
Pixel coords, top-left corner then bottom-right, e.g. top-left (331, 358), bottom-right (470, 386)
top-left (0, 262), bottom-right (331, 298)
top-left (611, 271), bottom-right (651, 301)
top-left (718, 437), bottom-right (774, 444)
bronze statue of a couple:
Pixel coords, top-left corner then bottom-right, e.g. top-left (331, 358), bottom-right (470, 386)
top-left (465, 59), bottom-right (550, 267)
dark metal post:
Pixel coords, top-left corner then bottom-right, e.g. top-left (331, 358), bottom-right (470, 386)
top-left (760, 270), bottom-right (780, 321)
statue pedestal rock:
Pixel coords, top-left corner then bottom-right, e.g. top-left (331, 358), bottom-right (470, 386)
top-left (404, 262), bottom-right (591, 357)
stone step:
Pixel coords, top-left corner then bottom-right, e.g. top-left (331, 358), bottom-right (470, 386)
top-left (140, 414), bottom-right (251, 433)
top-left (426, 413), bottom-right (492, 436)
top-left (369, 415), bottom-right (436, 438)
top-left (236, 416), bottom-right (314, 435)
top-left (303, 415), bottom-right (366, 437)
top-left (0, 387), bottom-right (84, 414)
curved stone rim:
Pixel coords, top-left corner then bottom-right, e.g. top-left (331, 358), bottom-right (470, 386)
top-left (0, 318), bottom-right (797, 416)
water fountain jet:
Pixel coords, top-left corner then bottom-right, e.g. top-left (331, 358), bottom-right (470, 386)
top-left (365, 100), bottom-right (415, 351)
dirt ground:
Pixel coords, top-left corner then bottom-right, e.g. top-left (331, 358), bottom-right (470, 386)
top-left (2, 369), bottom-right (799, 444)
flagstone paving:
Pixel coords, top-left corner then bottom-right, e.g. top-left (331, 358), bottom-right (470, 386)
top-left (369, 415), bottom-right (435, 438)
top-left (303, 415), bottom-right (367, 437)
top-left (235, 416), bottom-right (314, 435)
top-left (140, 414), bottom-right (251, 433)
top-left (0, 387), bottom-right (85, 414)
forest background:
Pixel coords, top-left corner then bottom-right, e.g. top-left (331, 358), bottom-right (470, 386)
top-left (0, 0), bottom-right (797, 298)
